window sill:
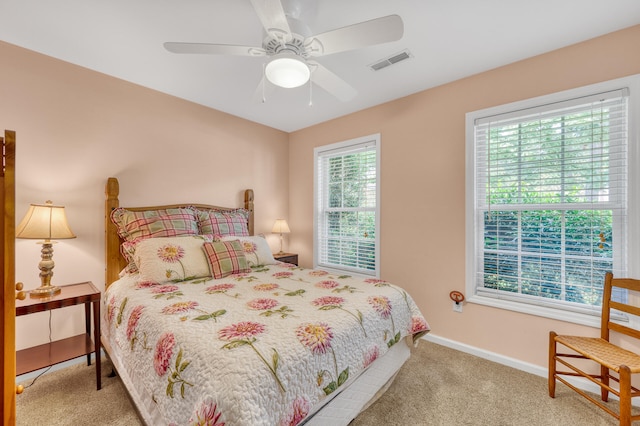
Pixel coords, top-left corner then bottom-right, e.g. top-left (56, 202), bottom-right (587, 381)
top-left (467, 294), bottom-right (602, 328)
top-left (314, 265), bottom-right (377, 279)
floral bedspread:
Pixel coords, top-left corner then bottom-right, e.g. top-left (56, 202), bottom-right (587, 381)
top-left (103, 263), bottom-right (430, 426)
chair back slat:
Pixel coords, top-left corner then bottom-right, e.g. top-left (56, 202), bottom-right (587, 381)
top-left (609, 322), bottom-right (640, 340)
top-left (610, 301), bottom-right (640, 317)
top-left (612, 278), bottom-right (640, 293)
top-left (602, 272), bottom-right (640, 342)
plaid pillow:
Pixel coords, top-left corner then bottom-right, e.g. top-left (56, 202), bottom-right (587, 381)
top-left (219, 235), bottom-right (277, 267)
top-left (197, 209), bottom-right (249, 237)
top-left (202, 240), bottom-right (251, 279)
top-left (111, 207), bottom-right (199, 273)
top-left (111, 207), bottom-right (198, 241)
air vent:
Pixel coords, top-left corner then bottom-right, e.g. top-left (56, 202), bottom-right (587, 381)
top-left (369, 49), bottom-right (412, 71)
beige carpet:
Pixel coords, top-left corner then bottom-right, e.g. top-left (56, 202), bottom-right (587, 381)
top-left (16, 340), bottom-right (629, 425)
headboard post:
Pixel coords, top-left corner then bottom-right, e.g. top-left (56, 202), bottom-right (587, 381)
top-left (105, 177), bottom-right (124, 287)
top-left (244, 189), bottom-right (254, 236)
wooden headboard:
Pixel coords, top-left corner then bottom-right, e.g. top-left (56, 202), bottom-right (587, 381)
top-left (104, 177), bottom-right (254, 289)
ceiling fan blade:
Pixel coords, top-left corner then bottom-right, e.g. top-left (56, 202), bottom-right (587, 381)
top-left (305, 14), bottom-right (403, 57)
top-left (249, 0), bottom-right (291, 38)
top-left (164, 42), bottom-right (266, 57)
top-left (310, 62), bottom-right (357, 102)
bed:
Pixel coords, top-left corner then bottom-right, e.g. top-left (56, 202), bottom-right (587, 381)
top-left (101, 177), bottom-right (430, 425)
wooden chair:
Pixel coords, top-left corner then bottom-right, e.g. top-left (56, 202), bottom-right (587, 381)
top-left (549, 272), bottom-right (640, 425)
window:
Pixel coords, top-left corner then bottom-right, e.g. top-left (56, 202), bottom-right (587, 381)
top-left (314, 134), bottom-right (380, 276)
top-left (466, 76), bottom-right (639, 325)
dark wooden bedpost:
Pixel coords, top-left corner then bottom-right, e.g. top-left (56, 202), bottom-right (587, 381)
top-left (105, 177), bottom-right (121, 288)
top-left (244, 189), bottom-right (254, 236)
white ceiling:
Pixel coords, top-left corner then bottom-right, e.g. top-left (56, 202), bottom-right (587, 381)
top-left (2, 0), bottom-right (640, 132)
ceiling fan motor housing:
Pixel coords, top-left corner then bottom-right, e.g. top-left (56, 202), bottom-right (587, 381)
top-left (263, 31), bottom-right (311, 58)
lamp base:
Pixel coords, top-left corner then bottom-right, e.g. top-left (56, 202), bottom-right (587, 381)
top-left (29, 285), bottom-right (61, 298)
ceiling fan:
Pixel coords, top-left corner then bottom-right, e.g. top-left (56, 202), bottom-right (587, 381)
top-left (163, 0), bottom-right (404, 102)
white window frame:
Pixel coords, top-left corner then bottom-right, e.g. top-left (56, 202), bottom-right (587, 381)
top-left (465, 75), bottom-right (640, 327)
top-left (314, 134), bottom-right (381, 277)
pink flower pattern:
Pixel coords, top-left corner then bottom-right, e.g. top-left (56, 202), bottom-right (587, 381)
top-left (273, 271), bottom-right (293, 279)
top-left (296, 323), bottom-right (333, 355)
top-left (411, 316), bottom-right (429, 334)
top-left (241, 240), bottom-right (262, 265)
top-left (219, 322), bottom-right (285, 392)
top-left (162, 301), bottom-right (199, 315)
top-left (368, 295), bottom-right (392, 319)
top-left (218, 321), bottom-right (266, 341)
top-left (279, 263), bottom-right (297, 269)
top-left (363, 345), bottom-right (380, 368)
top-left (253, 283), bottom-right (280, 292)
top-left (312, 296), bottom-right (345, 307)
top-left (152, 285), bottom-right (180, 294)
top-left (364, 278), bottom-right (389, 285)
top-left (206, 283), bottom-right (235, 292)
top-left (107, 296), bottom-right (117, 324)
top-left (247, 298), bottom-right (279, 310)
top-left (280, 397), bottom-right (309, 426)
top-left (154, 332), bottom-right (176, 376)
top-left (312, 295), bottom-right (366, 337)
top-left (157, 244), bottom-right (185, 262)
top-left (157, 244), bottom-right (189, 280)
top-left (136, 280), bottom-right (159, 289)
top-left (126, 305), bottom-right (144, 341)
top-left (315, 280), bottom-right (339, 289)
top-left (242, 241), bottom-right (257, 254)
top-left (189, 398), bottom-right (225, 426)
top-left (230, 272), bottom-right (249, 279)
top-left (368, 296), bottom-right (400, 347)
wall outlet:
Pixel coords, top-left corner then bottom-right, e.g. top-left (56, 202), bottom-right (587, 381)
top-left (452, 301), bottom-right (463, 313)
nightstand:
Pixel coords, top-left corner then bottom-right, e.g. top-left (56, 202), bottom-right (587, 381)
top-left (274, 252), bottom-right (298, 266)
top-left (15, 281), bottom-right (102, 390)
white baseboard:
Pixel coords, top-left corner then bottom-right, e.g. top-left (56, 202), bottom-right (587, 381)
top-left (422, 333), bottom-right (634, 406)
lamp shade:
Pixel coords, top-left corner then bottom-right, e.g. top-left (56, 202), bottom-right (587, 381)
top-left (272, 219), bottom-right (291, 234)
top-left (16, 201), bottom-right (76, 240)
top-left (265, 53), bottom-right (310, 88)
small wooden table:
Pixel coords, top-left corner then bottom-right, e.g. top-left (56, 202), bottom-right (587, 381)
top-left (274, 252), bottom-right (298, 266)
top-left (15, 281), bottom-right (102, 390)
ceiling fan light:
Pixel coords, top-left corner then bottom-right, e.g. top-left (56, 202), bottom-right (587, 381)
top-left (265, 55), bottom-right (310, 88)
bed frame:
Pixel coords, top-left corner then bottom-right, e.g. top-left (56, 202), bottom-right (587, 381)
top-left (104, 177), bottom-right (254, 289)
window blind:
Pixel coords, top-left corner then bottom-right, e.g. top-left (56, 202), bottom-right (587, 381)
top-left (315, 137), bottom-right (379, 276)
top-left (473, 89), bottom-right (628, 312)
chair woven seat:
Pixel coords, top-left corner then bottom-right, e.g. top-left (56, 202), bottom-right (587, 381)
top-left (549, 273), bottom-right (640, 426)
top-left (554, 335), bottom-right (640, 373)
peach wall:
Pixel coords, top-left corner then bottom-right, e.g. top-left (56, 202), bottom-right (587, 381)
top-left (0, 41), bottom-right (289, 350)
top-left (288, 25), bottom-right (640, 368)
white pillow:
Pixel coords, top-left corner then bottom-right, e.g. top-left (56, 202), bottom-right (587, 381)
top-left (220, 235), bottom-right (277, 267)
top-left (133, 235), bottom-right (213, 283)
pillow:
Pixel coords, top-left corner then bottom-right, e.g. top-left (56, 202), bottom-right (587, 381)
top-left (132, 235), bottom-right (213, 283)
top-left (197, 208), bottom-right (250, 237)
top-left (202, 240), bottom-right (251, 279)
top-left (220, 235), bottom-right (277, 267)
top-left (111, 207), bottom-right (198, 242)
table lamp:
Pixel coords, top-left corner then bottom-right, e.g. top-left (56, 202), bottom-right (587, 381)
top-left (271, 219), bottom-right (290, 255)
top-left (16, 200), bottom-right (76, 298)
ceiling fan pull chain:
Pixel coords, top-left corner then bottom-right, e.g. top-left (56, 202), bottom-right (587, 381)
top-left (309, 75), bottom-right (313, 106)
